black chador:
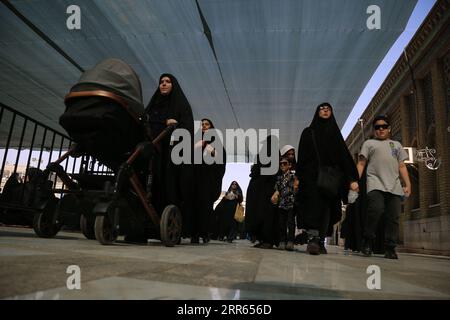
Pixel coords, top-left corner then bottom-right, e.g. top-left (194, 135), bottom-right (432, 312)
top-left (145, 74), bottom-right (194, 237)
top-left (295, 103), bottom-right (359, 241)
top-left (215, 181), bottom-right (243, 241)
top-left (192, 119), bottom-right (226, 243)
top-left (245, 135), bottom-right (280, 247)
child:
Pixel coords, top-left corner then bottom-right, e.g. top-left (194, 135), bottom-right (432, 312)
top-left (271, 157), bottom-right (297, 251)
top-left (357, 115), bottom-right (411, 259)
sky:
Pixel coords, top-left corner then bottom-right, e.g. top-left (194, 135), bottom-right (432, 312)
top-left (341, 0), bottom-right (437, 138)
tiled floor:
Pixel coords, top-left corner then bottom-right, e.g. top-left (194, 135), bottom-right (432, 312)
top-left (1, 226), bottom-right (449, 300)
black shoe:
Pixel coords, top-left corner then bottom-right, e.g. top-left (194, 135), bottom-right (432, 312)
top-left (361, 240), bottom-right (373, 257)
top-left (306, 237), bottom-right (320, 255)
top-left (253, 242), bottom-right (272, 249)
top-left (319, 241), bottom-right (328, 254)
top-left (295, 232), bottom-right (308, 245)
top-left (384, 248), bottom-right (398, 259)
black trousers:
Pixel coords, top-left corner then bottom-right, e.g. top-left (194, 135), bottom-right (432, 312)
top-left (278, 207), bottom-right (295, 243)
top-left (364, 190), bottom-right (401, 248)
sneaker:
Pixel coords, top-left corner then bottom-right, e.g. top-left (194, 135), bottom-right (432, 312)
top-left (285, 241), bottom-right (294, 251)
top-left (306, 238), bottom-right (320, 255)
top-left (277, 242), bottom-right (286, 250)
top-left (384, 248), bottom-right (398, 259)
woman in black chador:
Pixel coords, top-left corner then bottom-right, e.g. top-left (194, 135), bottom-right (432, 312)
top-left (296, 102), bottom-right (359, 255)
top-left (216, 181), bottom-right (243, 242)
top-left (245, 135), bottom-right (280, 249)
top-left (145, 73), bottom-right (194, 238)
top-left (191, 118), bottom-right (226, 244)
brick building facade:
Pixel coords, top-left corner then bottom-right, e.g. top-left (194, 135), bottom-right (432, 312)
top-left (346, 0), bottom-right (450, 255)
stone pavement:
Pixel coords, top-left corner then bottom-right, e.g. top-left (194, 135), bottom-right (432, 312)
top-left (1, 226), bottom-right (449, 300)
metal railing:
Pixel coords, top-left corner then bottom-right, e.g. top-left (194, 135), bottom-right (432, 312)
top-left (0, 103), bottom-right (112, 201)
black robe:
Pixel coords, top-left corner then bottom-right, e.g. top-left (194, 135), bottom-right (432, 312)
top-left (341, 164), bottom-right (385, 253)
top-left (244, 135), bottom-right (280, 246)
top-left (145, 74), bottom-right (194, 236)
top-left (193, 140), bottom-right (226, 239)
top-left (215, 183), bottom-right (243, 239)
top-left (295, 103), bottom-right (359, 237)
top-left (244, 164), bottom-right (279, 245)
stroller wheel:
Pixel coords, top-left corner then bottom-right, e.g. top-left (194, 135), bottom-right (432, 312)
top-left (33, 198), bottom-right (61, 238)
top-left (94, 215), bottom-right (118, 245)
top-left (80, 214), bottom-right (96, 240)
top-left (160, 205), bottom-right (182, 247)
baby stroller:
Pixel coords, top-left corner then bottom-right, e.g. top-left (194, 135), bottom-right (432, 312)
top-left (32, 58), bottom-right (182, 246)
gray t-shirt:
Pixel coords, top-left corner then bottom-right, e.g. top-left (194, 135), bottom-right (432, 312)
top-left (359, 139), bottom-right (408, 196)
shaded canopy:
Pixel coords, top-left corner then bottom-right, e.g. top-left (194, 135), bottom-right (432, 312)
top-left (0, 0), bottom-right (418, 158)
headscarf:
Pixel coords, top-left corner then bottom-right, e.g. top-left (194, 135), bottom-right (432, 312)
top-left (280, 144), bottom-right (296, 166)
top-left (227, 181), bottom-right (243, 198)
top-left (145, 74), bottom-right (194, 140)
top-left (308, 102), bottom-right (348, 165)
top-left (250, 134), bottom-right (280, 177)
top-left (200, 118), bottom-right (215, 144)
top-left (200, 118), bottom-right (215, 129)
top-left (280, 145), bottom-right (295, 157)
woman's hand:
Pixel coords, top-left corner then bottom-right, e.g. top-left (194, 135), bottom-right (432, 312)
top-left (294, 177), bottom-right (299, 193)
top-left (166, 119), bottom-right (178, 126)
top-left (194, 140), bottom-right (204, 149)
top-left (205, 144), bottom-right (215, 156)
top-left (271, 192), bottom-right (279, 205)
top-left (349, 181), bottom-right (359, 192)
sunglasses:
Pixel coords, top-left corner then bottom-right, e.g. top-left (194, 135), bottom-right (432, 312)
top-left (374, 124), bottom-right (389, 130)
top-left (280, 162), bottom-right (289, 166)
top-left (319, 106), bottom-right (330, 111)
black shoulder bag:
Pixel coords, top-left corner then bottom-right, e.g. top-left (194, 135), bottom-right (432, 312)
top-left (310, 129), bottom-right (344, 198)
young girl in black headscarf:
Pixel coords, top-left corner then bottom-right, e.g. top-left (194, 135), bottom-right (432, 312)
top-left (145, 74), bottom-right (194, 238)
top-left (296, 102), bottom-right (359, 255)
top-left (191, 118), bottom-right (226, 244)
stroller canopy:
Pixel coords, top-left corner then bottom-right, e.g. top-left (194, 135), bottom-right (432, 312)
top-left (68, 58), bottom-right (144, 117)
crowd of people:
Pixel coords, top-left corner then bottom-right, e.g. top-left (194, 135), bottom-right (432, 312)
top-left (144, 74), bottom-right (411, 260)
top-left (1, 73), bottom-right (411, 260)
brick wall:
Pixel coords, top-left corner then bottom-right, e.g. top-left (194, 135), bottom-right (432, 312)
top-left (345, 1), bottom-right (450, 255)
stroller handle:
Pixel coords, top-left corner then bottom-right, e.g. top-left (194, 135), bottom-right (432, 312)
top-left (152, 123), bottom-right (178, 146)
top-left (126, 124), bottom-right (178, 166)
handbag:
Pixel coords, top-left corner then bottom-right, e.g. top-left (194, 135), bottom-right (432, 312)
top-left (311, 130), bottom-right (344, 198)
top-left (234, 203), bottom-right (245, 223)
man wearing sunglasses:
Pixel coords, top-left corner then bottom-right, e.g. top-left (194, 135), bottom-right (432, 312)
top-left (356, 115), bottom-right (411, 259)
